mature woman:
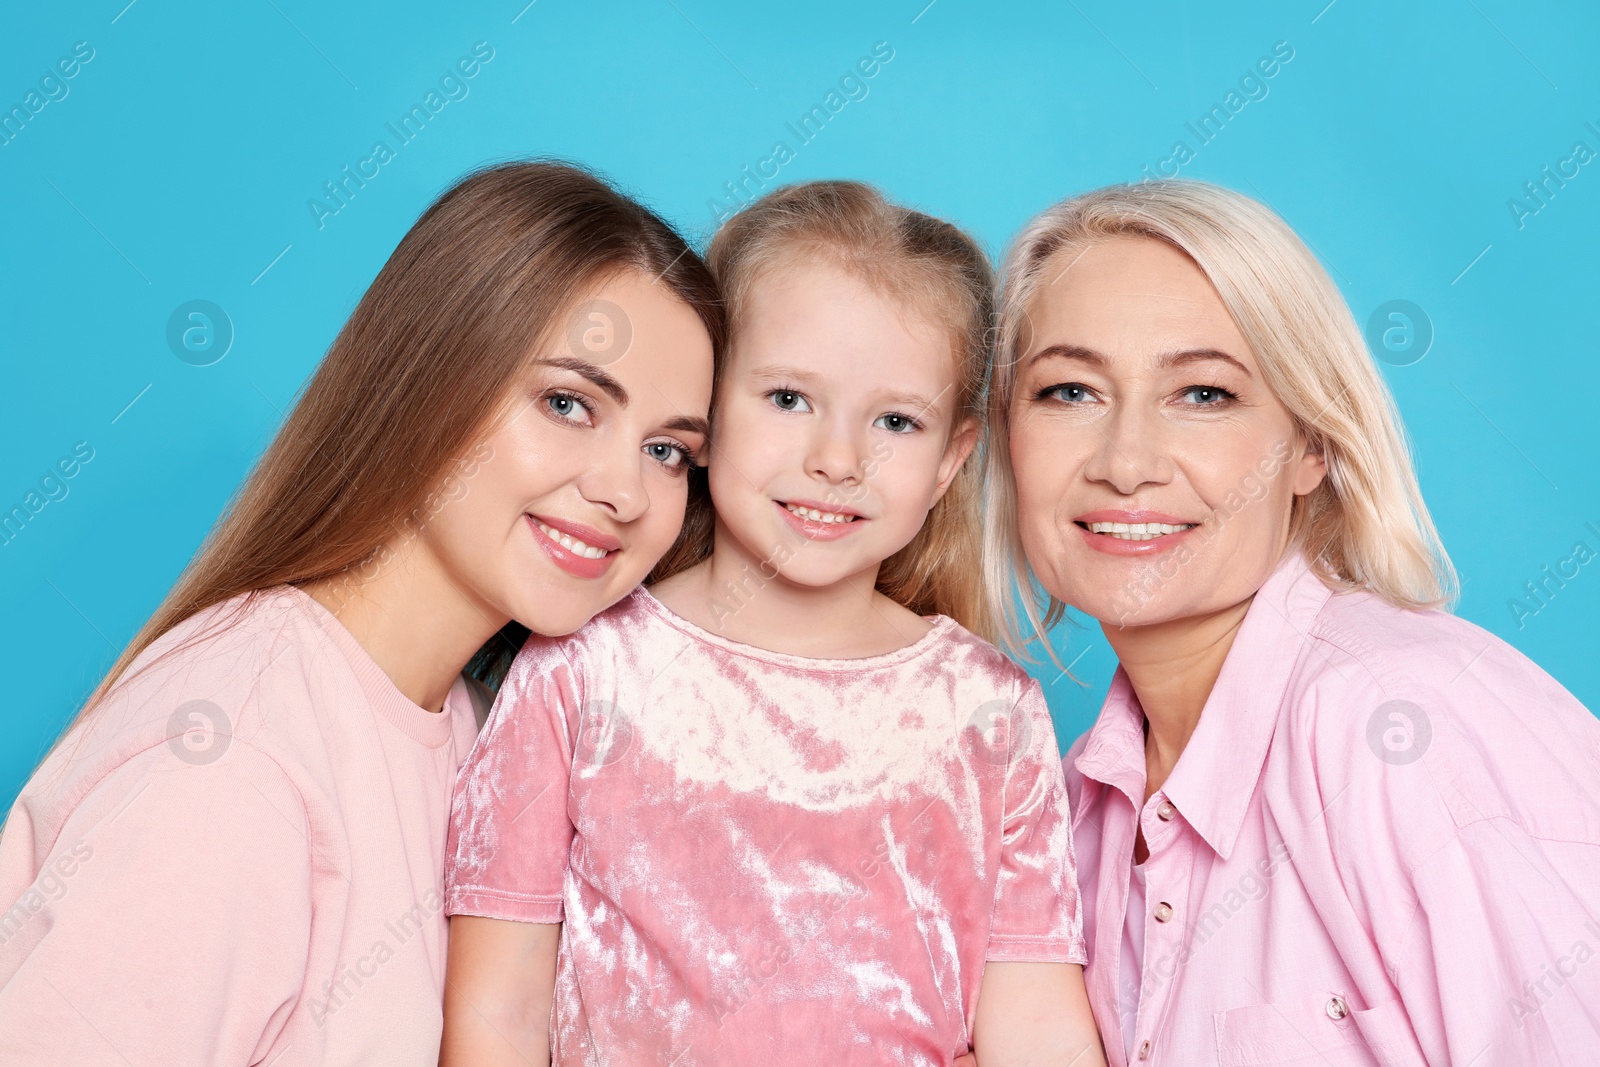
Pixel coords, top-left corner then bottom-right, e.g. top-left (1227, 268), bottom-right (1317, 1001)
top-left (0, 162), bottom-right (722, 1065)
top-left (987, 181), bottom-right (1600, 1065)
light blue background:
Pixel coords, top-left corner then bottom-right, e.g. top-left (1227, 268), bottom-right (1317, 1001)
top-left (3, 0), bottom-right (1597, 808)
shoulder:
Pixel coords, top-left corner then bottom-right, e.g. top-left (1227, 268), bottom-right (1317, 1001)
top-left (1304, 587), bottom-right (1509, 695)
top-left (3, 722), bottom-right (313, 910)
top-left (929, 617), bottom-right (1036, 683)
top-left (497, 589), bottom-right (659, 704)
top-left (512, 588), bottom-right (656, 662)
top-left (922, 617), bottom-right (1042, 707)
top-left (1282, 587), bottom-right (1600, 847)
top-left (18, 590), bottom-right (332, 833)
top-left (1298, 585), bottom-right (1593, 745)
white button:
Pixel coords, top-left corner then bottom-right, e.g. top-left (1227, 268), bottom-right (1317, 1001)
top-left (1156, 800), bottom-right (1176, 821)
top-left (1138, 1039), bottom-right (1151, 1059)
top-left (1326, 995), bottom-right (1349, 1020)
top-left (1153, 901), bottom-right (1173, 923)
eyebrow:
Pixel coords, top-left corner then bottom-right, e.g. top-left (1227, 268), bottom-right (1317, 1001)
top-left (537, 356), bottom-right (628, 404)
top-left (1025, 344), bottom-right (1252, 378)
top-left (663, 414), bottom-right (711, 440)
top-left (1159, 348), bottom-right (1253, 377)
top-left (1025, 344), bottom-right (1107, 371)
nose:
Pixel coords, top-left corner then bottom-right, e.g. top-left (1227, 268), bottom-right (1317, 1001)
top-left (805, 415), bottom-right (867, 487)
top-left (575, 434), bottom-right (649, 524)
top-left (1082, 401), bottom-right (1174, 495)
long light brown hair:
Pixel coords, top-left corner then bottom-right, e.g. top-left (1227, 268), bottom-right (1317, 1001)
top-left (986, 179), bottom-right (1455, 657)
top-left (50, 160), bottom-right (724, 754)
top-left (679, 180), bottom-right (996, 640)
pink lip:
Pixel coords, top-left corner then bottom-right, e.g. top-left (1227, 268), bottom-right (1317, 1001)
top-left (774, 499), bottom-right (868, 542)
top-left (526, 514), bottom-right (621, 580)
top-left (1072, 508), bottom-right (1201, 557)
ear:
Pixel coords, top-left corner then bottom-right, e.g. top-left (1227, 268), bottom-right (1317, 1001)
top-left (930, 417), bottom-right (980, 506)
top-left (1292, 439), bottom-right (1328, 496)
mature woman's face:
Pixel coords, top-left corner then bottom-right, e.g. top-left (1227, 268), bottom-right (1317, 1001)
top-left (1009, 236), bottom-right (1326, 628)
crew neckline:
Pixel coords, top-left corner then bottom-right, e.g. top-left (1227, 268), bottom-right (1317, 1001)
top-left (285, 585), bottom-right (461, 749)
top-left (632, 584), bottom-right (955, 672)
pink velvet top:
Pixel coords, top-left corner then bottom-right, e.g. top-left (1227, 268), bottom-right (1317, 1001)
top-left (445, 587), bottom-right (1085, 1065)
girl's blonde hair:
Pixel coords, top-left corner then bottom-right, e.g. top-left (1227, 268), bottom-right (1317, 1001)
top-left (675, 180), bottom-right (996, 640)
top-left (985, 178), bottom-right (1456, 656)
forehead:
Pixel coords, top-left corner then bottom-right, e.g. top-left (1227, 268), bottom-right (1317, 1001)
top-left (593, 270), bottom-right (713, 398)
top-left (1025, 237), bottom-right (1254, 370)
top-left (734, 259), bottom-right (955, 380)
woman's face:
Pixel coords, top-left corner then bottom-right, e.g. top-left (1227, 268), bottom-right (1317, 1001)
top-left (1008, 236), bottom-right (1326, 629)
top-left (421, 270), bottom-right (715, 636)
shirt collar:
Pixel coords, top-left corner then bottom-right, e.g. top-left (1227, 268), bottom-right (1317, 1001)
top-left (1072, 551), bottom-right (1335, 859)
top-left (1072, 669), bottom-right (1149, 814)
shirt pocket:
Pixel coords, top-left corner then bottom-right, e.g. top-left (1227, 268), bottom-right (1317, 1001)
top-left (1213, 991), bottom-right (1405, 1066)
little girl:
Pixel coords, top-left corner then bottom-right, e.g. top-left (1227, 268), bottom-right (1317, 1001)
top-left (441, 182), bottom-right (1104, 1066)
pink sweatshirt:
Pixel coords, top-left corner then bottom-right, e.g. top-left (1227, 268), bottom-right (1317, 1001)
top-left (0, 586), bottom-right (481, 1065)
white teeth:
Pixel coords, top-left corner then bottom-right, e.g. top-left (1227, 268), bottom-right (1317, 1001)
top-left (1087, 521), bottom-right (1195, 541)
top-left (784, 503), bottom-right (857, 524)
top-left (538, 522), bottom-right (609, 559)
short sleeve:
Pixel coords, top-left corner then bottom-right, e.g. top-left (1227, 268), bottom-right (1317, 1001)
top-left (0, 742), bottom-right (314, 1065)
top-left (444, 634), bottom-right (581, 924)
top-left (986, 679), bottom-right (1087, 964)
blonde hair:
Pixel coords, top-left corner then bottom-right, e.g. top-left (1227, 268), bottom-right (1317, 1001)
top-left (684, 180), bottom-right (996, 640)
top-left (985, 178), bottom-right (1456, 656)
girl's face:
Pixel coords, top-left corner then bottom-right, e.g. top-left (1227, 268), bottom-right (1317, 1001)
top-left (1008, 236), bottom-right (1326, 628)
top-left (708, 260), bottom-right (976, 591)
top-left (420, 270), bottom-right (715, 635)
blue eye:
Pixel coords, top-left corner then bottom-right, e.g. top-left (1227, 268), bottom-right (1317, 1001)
top-left (1179, 385), bottom-right (1236, 406)
top-left (768, 390), bottom-right (811, 413)
top-left (1041, 383), bottom-right (1094, 403)
top-left (644, 441), bottom-right (694, 472)
top-left (874, 412), bottom-right (919, 434)
top-left (546, 392), bottom-right (591, 422)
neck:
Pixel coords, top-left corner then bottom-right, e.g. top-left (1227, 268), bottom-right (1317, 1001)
top-left (1102, 595), bottom-right (1253, 801)
top-left (303, 537), bottom-right (505, 712)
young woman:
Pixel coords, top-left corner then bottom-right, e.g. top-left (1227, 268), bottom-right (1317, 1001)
top-left (988, 179), bottom-right (1600, 1065)
top-left (440, 181), bottom-right (1103, 1066)
top-left (0, 161), bottom-right (723, 1066)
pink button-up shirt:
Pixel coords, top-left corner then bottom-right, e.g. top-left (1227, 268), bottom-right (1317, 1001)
top-left (1065, 551), bottom-right (1600, 1066)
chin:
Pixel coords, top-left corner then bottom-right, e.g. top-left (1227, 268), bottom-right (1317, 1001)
top-left (515, 602), bottom-right (596, 638)
top-left (506, 575), bottom-right (612, 638)
top-left (1086, 598), bottom-right (1180, 629)
top-left (764, 563), bottom-right (846, 590)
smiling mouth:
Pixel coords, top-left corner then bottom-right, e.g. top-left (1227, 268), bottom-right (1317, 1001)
top-left (781, 502), bottom-right (860, 525)
top-left (535, 520), bottom-right (613, 559)
top-left (1077, 520), bottom-right (1198, 541)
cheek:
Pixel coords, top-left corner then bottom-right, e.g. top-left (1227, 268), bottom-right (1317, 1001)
top-left (874, 434), bottom-right (943, 494)
top-left (643, 478), bottom-right (690, 549)
top-left (1009, 419), bottom-right (1069, 512)
top-left (1183, 436), bottom-right (1295, 539)
top-left (707, 459), bottom-right (753, 517)
top-left (709, 404), bottom-right (780, 487)
top-left (430, 463), bottom-right (517, 548)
